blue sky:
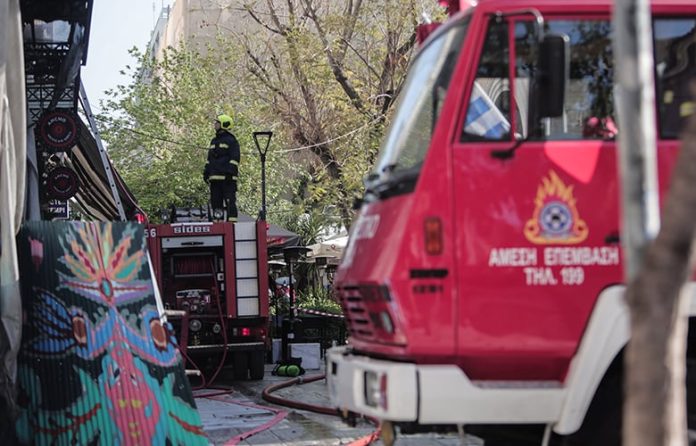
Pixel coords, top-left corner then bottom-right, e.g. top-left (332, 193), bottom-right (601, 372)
top-left (81, 0), bottom-right (172, 111)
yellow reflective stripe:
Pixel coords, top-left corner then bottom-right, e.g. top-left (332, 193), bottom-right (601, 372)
top-left (229, 160), bottom-right (239, 165)
top-left (209, 175), bottom-right (226, 180)
top-left (209, 145), bottom-right (215, 149)
top-left (227, 217), bottom-right (238, 222)
top-left (664, 90), bottom-right (674, 104)
top-left (219, 143), bottom-right (229, 148)
top-left (680, 101), bottom-right (695, 118)
top-left (231, 176), bottom-right (238, 181)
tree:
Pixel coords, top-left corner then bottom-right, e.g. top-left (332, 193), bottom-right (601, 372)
top-left (614, 1), bottom-right (692, 444)
top-left (238, 0), bottom-right (444, 226)
top-left (99, 0), bottom-right (444, 232)
top-left (619, 84), bottom-right (696, 446)
top-left (99, 43), bottom-right (294, 221)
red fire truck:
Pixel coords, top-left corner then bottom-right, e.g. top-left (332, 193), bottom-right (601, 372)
top-left (147, 212), bottom-right (269, 381)
top-left (327, 0), bottom-right (696, 443)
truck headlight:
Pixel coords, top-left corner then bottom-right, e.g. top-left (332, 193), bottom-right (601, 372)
top-left (380, 311), bottom-right (394, 334)
top-left (364, 371), bottom-right (388, 411)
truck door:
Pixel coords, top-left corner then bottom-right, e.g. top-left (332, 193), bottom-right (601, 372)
top-left (451, 14), bottom-right (623, 381)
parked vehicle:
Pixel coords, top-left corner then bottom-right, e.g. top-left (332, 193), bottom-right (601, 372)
top-left (327, 0), bottom-right (696, 443)
top-left (147, 210), bottom-right (269, 381)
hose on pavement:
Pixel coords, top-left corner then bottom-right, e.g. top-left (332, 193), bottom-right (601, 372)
top-left (261, 373), bottom-right (381, 445)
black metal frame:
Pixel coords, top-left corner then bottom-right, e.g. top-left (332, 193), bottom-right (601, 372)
top-left (22, 0), bottom-right (94, 124)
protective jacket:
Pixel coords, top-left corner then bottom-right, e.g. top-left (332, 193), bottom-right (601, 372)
top-left (204, 129), bottom-right (240, 182)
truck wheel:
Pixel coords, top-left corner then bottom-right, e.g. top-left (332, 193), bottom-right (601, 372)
top-left (687, 358), bottom-right (696, 433)
top-left (558, 358), bottom-right (623, 446)
top-left (554, 355), bottom-right (696, 446)
top-left (232, 352), bottom-right (249, 381)
top-left (249, 350), bottom-right (265, 380)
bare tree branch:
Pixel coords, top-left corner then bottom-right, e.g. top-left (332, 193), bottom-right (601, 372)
top-left (243, 2), bottom-right (284, 35)
top-left (238, 0), bottom-right (427, 224)
top-left (336, 0), bottom-right (363, 63)
top-left (377, 30), bottom-right (416, 115)
top-left (340, 37), bottom-right (381, 79)
top-left (284, 0), bottom-right (296, 29)
top-left (301, 0), bottom-right (367, 114)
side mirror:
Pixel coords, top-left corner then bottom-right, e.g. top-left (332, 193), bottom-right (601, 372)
top-left (528, 32), bottom-right (569, 136)
top-left (536, 33), bottom-right (569, 118)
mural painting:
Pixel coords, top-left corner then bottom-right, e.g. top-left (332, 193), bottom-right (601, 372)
top-left (15, 222), bottom-right (207, 445)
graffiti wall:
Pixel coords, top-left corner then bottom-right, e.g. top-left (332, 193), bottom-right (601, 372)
top-left (15, 222), bottom-right (207, 445)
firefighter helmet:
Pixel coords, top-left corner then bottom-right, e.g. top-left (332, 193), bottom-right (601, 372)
top-left (216, 114), bottom-right (233, 130)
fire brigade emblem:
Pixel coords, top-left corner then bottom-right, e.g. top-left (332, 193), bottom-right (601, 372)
top-left (524, 171), bottom-right (588, 244)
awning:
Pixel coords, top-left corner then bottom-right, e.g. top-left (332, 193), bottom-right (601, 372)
top-left (65, 117), bottom-right (142, 221)
top-left (238, 214), bottom-right (300, 249)
top-left (307, 235), bottom-right (348, 259)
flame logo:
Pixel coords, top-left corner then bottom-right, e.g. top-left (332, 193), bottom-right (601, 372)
top-left (524, 171), bottom-right (588, 244)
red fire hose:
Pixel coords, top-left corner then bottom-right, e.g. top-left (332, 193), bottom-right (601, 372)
top-left (261, 373), bottom-right (381, 445)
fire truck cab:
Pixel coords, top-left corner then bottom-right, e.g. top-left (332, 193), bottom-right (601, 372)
top-left (327, 0), bottom-right (696, 443)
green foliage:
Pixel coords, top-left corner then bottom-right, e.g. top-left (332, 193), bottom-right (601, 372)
top-left (270, 285), bottom-right (342, 316)
top-left (239, 0), bottom-right (446, 226)
top-left (297, 287), bottom-right (342, 315)
top-left (277, 209), bottom-right (338, 246)
top-left (98, 0), bottom-right (445, 228)
top-left (99, 42), bottom-right (293, 222)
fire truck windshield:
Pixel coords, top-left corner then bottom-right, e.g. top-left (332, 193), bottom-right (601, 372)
top-left (368, 17), bottom-right (469, 197)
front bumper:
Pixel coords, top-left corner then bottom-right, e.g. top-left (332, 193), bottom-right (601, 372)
top-left (327, 346), bottom-right (419, 421)
top-left (327, 346), bottom-right (566, 425)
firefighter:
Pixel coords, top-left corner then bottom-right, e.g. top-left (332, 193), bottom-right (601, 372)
top-left (204, 114), bottom-right (240, 222)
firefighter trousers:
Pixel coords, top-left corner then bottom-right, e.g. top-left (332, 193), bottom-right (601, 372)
top-left (210, 180), bottom-right (237, 221)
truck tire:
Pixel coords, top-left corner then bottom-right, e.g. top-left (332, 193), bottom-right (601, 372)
top-left (232, 352), bottom-right (249, 381)
top-left (249, 350), bottom-right (265, 380)
top-left (557, 357), bottom-right (623, 446)
top-left (687, 358), bottom-right (696, 436)
top-left (553, 352), bottom-right (696, 446)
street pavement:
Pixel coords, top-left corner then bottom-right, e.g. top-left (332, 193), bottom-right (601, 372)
top-left (195, 364), bottom-right (483, 445)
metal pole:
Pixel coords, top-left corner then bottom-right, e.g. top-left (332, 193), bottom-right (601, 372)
top-left (280, 261), bottom-right (296, 363)
top-left (79, 81), bottom-right (127, 221)
top-left (613, 0), bottom-right (660, 280)
top-left (288, 261), bottom-right (296, 319)
top-left (260, 153), bottom-right (267, 221)
top-left (253, 131), bottom-right (272, 221)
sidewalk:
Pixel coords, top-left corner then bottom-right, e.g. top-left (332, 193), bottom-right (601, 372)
top-left (195, 364), bottom-right (481, 445)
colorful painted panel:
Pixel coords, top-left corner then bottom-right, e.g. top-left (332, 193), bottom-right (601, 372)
top-left (15, 222), bottom-right (207, 445)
